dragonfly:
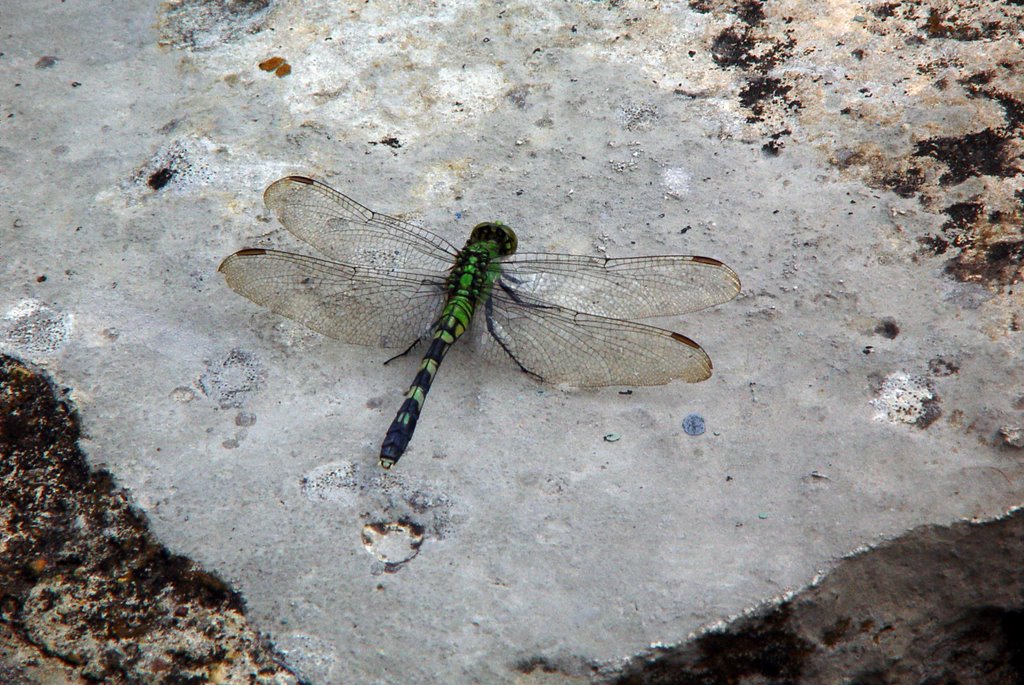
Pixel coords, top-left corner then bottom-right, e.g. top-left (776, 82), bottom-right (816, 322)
top-left (219, 176), bottom-right (741, 469)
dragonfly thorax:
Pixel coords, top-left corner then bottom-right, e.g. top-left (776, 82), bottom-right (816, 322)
top-left (468, 221), bottom-right (517, 256)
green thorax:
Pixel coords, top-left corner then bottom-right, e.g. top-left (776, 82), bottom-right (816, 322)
top-left (444, 222), bottom-right (518, 303)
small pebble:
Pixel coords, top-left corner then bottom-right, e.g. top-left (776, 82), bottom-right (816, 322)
top-left (682, 413), bottom-right (705, 436)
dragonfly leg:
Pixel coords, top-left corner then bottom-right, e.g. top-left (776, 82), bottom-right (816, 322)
top-left (484, 294), bottom-right (543, 382)
top-left (383, 338), bottom-right (423, 366)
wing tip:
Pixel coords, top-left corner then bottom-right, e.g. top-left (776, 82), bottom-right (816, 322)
top-left (690, 255), bottom-right (742, 299)
top-left (218, 248), bottom-right (268, 273)
top-left (264, 175), bottom-right (317, 205)
top-left (669, 331), bottom-right (702, 349)
top-left (669, 331), bottom-right (714, 382)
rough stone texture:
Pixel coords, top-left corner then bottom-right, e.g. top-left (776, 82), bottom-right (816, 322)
top-left (0, 355), bottom-right (302, 684)
top-left (1, 0), bottom-right (1022, 682)
top-left (605, 508), bottom-right (1024, 684)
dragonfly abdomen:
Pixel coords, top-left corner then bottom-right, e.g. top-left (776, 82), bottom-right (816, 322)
top-left (379, 296), bottom-right (476, 469)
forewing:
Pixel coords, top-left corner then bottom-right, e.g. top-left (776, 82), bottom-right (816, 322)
top-left (262, 176), bottom-right (459, 272)
top-left (472, 285), bottom-right (712, 387)
top-left (219, 249), bottom-right (445, 348)
top-left (497, 253), bottom-right (740, 319)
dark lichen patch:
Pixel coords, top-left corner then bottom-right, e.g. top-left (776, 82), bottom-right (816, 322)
top-left (0, 355), bottom-right (301, 684)
top-left (946, 238), bottom-right (1024, 284)
top-left (690, 0), bottom-right (765, 25)
top-left (738, 76), bottom-right (793, 123)
top-left (710, 27), bottom-right (756, 69)
top-left (611, 607), bottom-right (815, 684)
top-left (710, 0), bottom-right (1023, 292)
top-left (922, 8), bottom-right (986, 41)
top-left (761, 136), bottom-right (784, 156)
top-left (914, 128), bottom-right (1019, 186)
top-left (868, 2), bottom-right (900, 19)
top-left (368, 135), bottom-right (402, 148)
top-left (879, 165), bottom-right (925, 198)
top-left (735, 0), bottom-right (766, 26)
top-left (514, 654), bottom-right (596, 678)
top-left (505, 84), bottom-right (531, 109)
top-left (920, 199), bottom-right (1024, 284)
top-left (957, 75), bottom-right (1024, 130)
top-left (915, 392), bottom-right (942, 428)
top-left (710, 26), bottom-right (793, 73)
top-left (515, 656), bottom-right (563, 674)
top-left (918, 235), bottom-right (950, 255)
top-left (925, 201), bottom-right (985, 255)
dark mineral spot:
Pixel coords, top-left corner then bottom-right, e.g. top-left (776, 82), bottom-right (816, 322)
top-left (928, 357), bottom-right (960, 377)
top-left (258, 56), bottom-right (291, 77)
top-left (762, 139), bottom-right (784, 156)
top-left (369, 136), bottom-right (402, 148)
top-left (147, 167), bottom-right (175, 190)
top-left (258, 55), bottom-right (285, 71)
top-left (874, 318), bottom-right (900, 339)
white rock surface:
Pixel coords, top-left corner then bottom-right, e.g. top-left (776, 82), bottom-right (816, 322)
top-left (2, 0), bottom-right (1021, 682)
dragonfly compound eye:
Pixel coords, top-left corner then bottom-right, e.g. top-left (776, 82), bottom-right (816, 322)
top-left (469, 222), bottom-right (518, 256)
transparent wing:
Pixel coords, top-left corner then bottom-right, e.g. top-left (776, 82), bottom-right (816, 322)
top-left (219, 249), bottom-right (446, 348)
top-left (262, 176), bottom-right (460, 272)
top-left (496, 253), bottom-right (740, 319)
top-left (471, 285), bottom-right (713, 387)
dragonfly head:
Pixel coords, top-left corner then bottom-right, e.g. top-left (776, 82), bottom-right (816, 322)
top-left (469, 222), bottom-right (518, 256)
